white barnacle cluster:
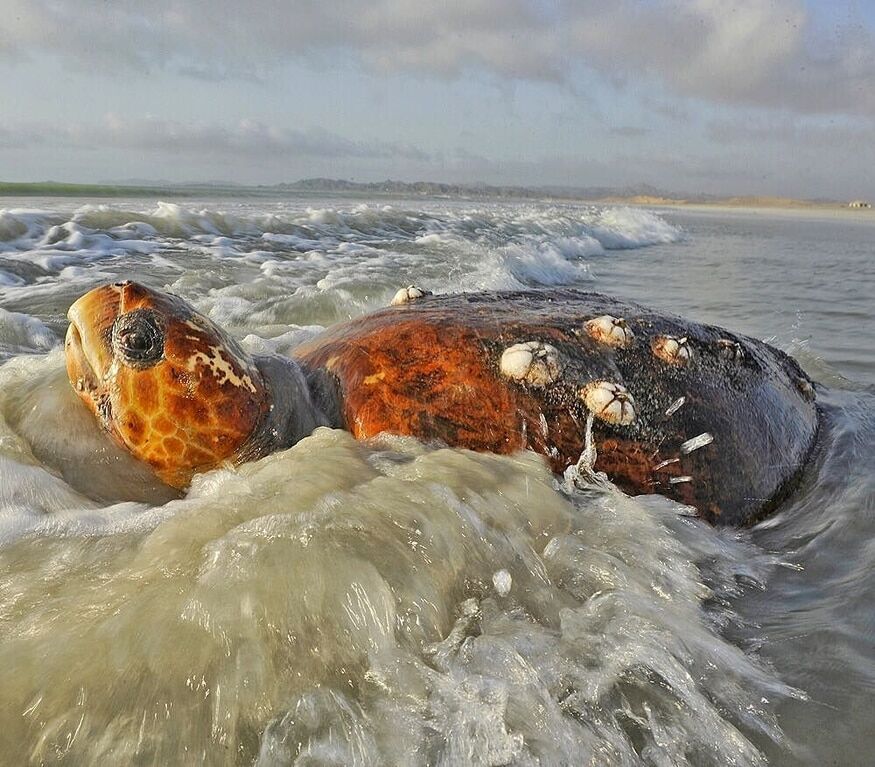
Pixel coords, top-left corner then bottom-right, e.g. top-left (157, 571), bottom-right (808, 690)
top-left (652, 334), bottom-right (691, 364)
top-left (496, 311), bottom-right (724, 431)
top-left (794, 376), bottom-right (816, 402)
top-left (390, 285), bottom-right (431, 306)
top-left (584, 314), bottom-right (634, 348)
top-left (499, 341), bottom-right (561, 387)
top-left (580, 380), bottom-right (636, 426)
top-left (716, 338), bottom-right (743, 360)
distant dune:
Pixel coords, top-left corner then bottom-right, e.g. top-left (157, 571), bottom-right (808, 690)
top-left (598, 195), bottom-right (689, 206)
top-left (598, 194), bottom-right (855, 211)
top-left (717, 196), bottom-right (823, 208)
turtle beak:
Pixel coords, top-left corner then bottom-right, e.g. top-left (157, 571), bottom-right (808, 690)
top-left (64, 321), bottom-right (100, 396)
top-left (65, 283), bottom-right (126, 393)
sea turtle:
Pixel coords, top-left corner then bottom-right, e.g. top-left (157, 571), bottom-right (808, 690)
top-left (64, 281), bottom-right (820, 525)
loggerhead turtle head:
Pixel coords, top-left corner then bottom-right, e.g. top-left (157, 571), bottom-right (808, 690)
top-left (65, 281), bottom-right (271, 488)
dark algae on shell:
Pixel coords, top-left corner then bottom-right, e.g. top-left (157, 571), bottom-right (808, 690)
top-left (294, 288), bottom-right (821, 525)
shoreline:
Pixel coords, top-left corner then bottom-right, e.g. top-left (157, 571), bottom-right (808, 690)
top-left (0, 180), bottom-right (872, 217)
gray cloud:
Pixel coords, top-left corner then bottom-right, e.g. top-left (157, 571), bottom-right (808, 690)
top-left (0, 1), bottom-right (872, 116)
top-left (0, 126), bottom-right (41, 149)
top-left (0, 117), bottom-right (431, 161)
top-left (707, 116), bottom-right (875, 150)
top-left (610, 126), bottom-right (650, 138)
top-left (565, 1), bottom-right (875, 117)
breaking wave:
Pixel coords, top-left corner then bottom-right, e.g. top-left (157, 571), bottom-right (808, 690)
top-left (0, 200), bottom-right (682, 330)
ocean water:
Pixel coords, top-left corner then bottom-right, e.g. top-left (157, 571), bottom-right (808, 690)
top-left (0, 197), bottom-right (872, 766)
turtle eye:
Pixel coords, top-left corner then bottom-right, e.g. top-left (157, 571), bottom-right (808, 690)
top-left (111, 309), bottom-right (165, 368)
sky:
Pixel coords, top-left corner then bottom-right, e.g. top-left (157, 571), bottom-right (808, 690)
top-left (1, 0), bottom-right (873, 198)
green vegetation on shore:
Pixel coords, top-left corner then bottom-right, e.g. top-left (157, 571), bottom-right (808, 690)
top-left (0, 181), bottom-right (189, 198)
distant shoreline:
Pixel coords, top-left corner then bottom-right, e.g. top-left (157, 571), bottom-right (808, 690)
top-left (0, 179), bottom-right (870, 213)
top-left (596, 195), bottom-right (874, 214)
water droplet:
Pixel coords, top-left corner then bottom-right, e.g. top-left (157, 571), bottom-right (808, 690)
top-left (492, 569), bottom-right (512, 596)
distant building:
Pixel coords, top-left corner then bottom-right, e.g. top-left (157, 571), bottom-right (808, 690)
top-left (849, 200), bottom-right (872, 209)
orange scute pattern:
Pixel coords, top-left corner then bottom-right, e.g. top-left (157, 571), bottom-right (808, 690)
top-left (65, 281), bottom-right (270, 488)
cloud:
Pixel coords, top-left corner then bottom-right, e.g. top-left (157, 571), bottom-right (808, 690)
top-left (707, 116), bottom-right (875, 150)
top-left (565, 1), bottom-right (875, 117)
top-left (0, 0), bottom-right (555, 80)
top-left (0, 117), bottom-right (431, 161)
top-left (610, 126), bottom-right (650, 138)
top-left (0, 1), bottom-right (872, 116)
top-left (0, 126), bottom-right (41, 149)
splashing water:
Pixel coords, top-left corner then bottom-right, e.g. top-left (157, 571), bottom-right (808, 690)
top-left (0, 200), bottom-right (683, 336)
top-left (0, 421), bottom-right (797, 765)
